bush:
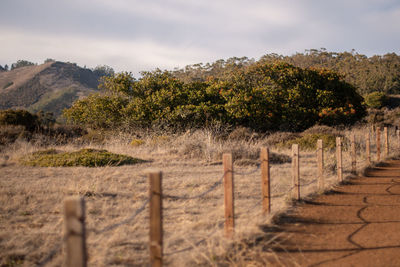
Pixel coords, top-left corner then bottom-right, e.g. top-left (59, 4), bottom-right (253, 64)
top-left (277, 133), bottom-right (338, 151)
top-left (263, 132), bottom-right (300, 147)
top-left (302, 125), bottom-right (340, 136)
top-left (0, 109), bottom-right (41, 132)
top-left (65, 63), bottom-right (366, 131)
top-left (364, 92), bottom-right (387, 108)
top-left (20, 148), bottom-right (145, 167)
top-left (0, 125), bottom-right (30, 146)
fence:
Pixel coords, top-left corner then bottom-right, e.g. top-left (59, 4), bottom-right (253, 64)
top-left (41, 126), bottom-right (400, 266)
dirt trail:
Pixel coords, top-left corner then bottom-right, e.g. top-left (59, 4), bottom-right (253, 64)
top-left (266, 160), bottom-right (400, 266)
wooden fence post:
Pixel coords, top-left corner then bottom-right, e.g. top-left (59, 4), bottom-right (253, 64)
top-left (260, 148), bottom-right (270, 214)
top-left (366, 132), bottom-right (371, 165)
top-left (376, 127), bottom-right (381, 162)
top-left (317, 139), bottom-right (324, 191)
top-left (64, 197), bottom-right (87, 267)
top-left (351, 134), bottom-right (356, 174)
top-left (384, 127), bottom-right (389, 157)
top-left (223, 153), bottom-right (234, 238)
top-left (397, 129), bottom-right (400, 152)
top-left (149, 172), bottom-right (163, 267)
top-left (292, 144), bottom-right (300, 200)
top-left (336, 137), bottom-right (343, 182)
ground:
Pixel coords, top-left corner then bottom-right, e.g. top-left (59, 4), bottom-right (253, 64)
top-left (262, 159), bottom-right (400, 266)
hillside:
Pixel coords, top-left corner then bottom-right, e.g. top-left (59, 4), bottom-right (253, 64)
top-left (0, 61), bottom-right (101, 118)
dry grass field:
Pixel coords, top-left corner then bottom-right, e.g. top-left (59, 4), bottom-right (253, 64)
top-left (0, 125), bottom-right (398, 266)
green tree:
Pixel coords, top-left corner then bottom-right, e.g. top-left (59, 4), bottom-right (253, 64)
top-left (93, 65), bottom-right (115, 78)
top-left (11, 60), bottom-right (36, 70)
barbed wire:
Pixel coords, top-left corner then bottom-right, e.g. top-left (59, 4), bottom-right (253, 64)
top-left (164, 221), bottom-right (225, 256)
top-left (163, 173), bottom-right (225, 200)
top-left (233, 164), bottom-right (261, 176)
top-left (37, 241), bottom-right (63, 267)
top-left (270, 185), bottom-right (296, 199)
top-left (91, 198), bottom-right (150, 234)
top-left (300, 179), bottom-right (318, 187)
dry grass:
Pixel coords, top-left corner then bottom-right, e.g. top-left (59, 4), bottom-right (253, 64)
top-left (0, 125), bottom-right (399, 266)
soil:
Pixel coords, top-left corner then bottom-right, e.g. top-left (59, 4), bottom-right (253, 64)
top-left (264, 160), bottom-right (400, 266)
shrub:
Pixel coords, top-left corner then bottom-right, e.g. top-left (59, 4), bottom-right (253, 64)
top-left (65, 63), bottom-right (366, 132)
top-left (0, 125), bottom-right (30, 146)
top-left (228, 127), bottom-right (258, 141)
top-left (263, 132), bottom-right (300, 147)
top-left (20, 148), bottom-right (145, 167)
top-left (277, 133), bottom-right (338, 150)
top-left (0, 109), bottom-right (41, 132)
top-left (302, 125), bottom-right (340, 136)
top-left (364, 92), bottom-right (387, 108)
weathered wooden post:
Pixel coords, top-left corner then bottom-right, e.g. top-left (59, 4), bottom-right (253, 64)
top-left (149, 172), bottom-right (163, 267)
top-left (260, 148), bottom-right (271, 214)
top-left (64, 197), bottom-right (87, 267)
top-left (384, 127), bottom-right (389, 157)
top-left (351, 134), bottom-right (356, 174)
top-left (336, 137), bottom-right (343, 182)
top-left (397, 129), bottom-right (400, 152)
top-left (292, 144), bottom-right (300, 200)
top-left (366, 132), bottom-right (371, 165)
top-left (223, 153), bottom-right (234, 238)
top-left (397, 129), bottom-right (400, 151)
top-left (317, 139), bottom-right (324, 191)
top-left (376, 127), bottom-right (381, 162)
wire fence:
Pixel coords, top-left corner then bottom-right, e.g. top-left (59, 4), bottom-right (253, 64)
top-left (41, 126), bottom-right (400, 266)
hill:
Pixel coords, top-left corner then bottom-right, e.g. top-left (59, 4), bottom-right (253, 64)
top-left (0, 61), bottom-right (101, 119)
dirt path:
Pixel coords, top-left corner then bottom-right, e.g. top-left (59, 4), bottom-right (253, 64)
top-left (265, 160), bottom-right (400, 266)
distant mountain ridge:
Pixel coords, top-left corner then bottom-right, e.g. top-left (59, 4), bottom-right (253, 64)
top-left (0, 61), bottom-right (102, 118)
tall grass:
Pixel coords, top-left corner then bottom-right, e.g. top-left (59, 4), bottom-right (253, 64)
top-left (0, 124), bottom-right (398, 266)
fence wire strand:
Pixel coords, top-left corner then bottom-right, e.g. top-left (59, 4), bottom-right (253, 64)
top-left (163, 173), bottom-right (225, 200)
top-left (37, 242), bottom-right (63, 267)
top-left (233, 164), bottom-right (261, 176)
top-left (92, 198), bottom-right (150, 234)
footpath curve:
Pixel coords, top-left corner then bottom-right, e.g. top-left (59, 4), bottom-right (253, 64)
top-left (266, 159), bottom-right (400, 266)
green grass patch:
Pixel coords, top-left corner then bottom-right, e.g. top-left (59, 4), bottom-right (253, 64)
top-left (277, 133), bottom-right (338, 151)
top-left (20, 148), bottom-right (145, 167)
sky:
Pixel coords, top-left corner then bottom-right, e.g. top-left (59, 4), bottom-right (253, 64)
top-left (1, 0), bottom-right (399, 76)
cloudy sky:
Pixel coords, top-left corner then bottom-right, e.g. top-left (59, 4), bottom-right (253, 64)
top-left (1, 0), bottom-right (399, 75)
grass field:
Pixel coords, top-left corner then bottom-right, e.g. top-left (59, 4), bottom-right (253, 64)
top-left (0, 125), bottom-right (398, 266)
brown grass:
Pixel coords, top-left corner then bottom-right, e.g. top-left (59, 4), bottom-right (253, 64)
top-left (0, 125), bottom-right (398, 266)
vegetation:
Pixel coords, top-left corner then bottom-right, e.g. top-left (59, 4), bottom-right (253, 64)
top-left (173, 49), bottom-right (400, 95)
top-left (277, 133), bottom-right (338, 150)
top-left (11, 60), bottom-right (36, 70)
top-left (19, 148), bottom-right (145, 167)
top-left (93, 65), bottom-right (115, 78)
top-left (0, 109), bottom-right (41, 132)
top-left (28, 87), bottom-right (80, 118)
top-left (364, 92), bottom-right (387, 109)
top-left (65, 62), bottom-right (365, 131)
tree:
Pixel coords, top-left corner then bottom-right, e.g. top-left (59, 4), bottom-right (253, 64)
top-left (65, 63), bottom-right (366, 131)
top-left (11, 60), bottom-right (36, 70)
top-left (93, 65), bottom-right (115, 78)
top-left (44, 58), bottom-right (56, 63)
